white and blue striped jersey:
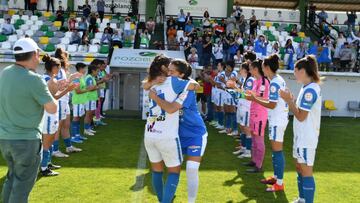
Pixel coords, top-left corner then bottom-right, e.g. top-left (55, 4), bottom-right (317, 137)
top-left (55, 68), bottom-right (69, 102)
top-left (145, 76), bottom-right (190, 139)
top-left (293, 83), bottom-right (322, 149)
top-left (268, 75), bottom-right (289, 125)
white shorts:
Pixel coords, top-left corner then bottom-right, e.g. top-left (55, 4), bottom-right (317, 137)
top-left (293, 147), bottom-right (316, 166)
top-left (237, 108), bottom-right (250, 127)
top-left (144, 137), bottom-right (183, 168)
top-left (216, 89), bottom-right (225, 107)
top-left (73, 104), bottom-right (85, 117)
top-left (224, 91), bottom-right (236, 106)
top-left (268, 123), bottom-right (288, 142)
top-left (211, 88), bottom-right (217, 103)
top-left (58, 100), bottom-right (70, 121)
top-left (42, 113), bottom-right (59, 135)
top-left (98, 89), bottom-right (105, 98)
top-left (85, 100), bottom-right (97, 111)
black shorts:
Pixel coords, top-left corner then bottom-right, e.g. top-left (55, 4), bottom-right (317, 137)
top-left (196, 93), bottom-right (206, 103)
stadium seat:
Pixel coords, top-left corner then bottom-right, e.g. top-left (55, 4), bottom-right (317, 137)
top-left (21, 15), bottom-right (29, 21)
top-left (50, 37), bottom-right (60, 44)
top-left (67, 44), bottom-right (78, 52)
top-left (8, 10), bottom-right (17, 16)
top-left (260, 26), bottom-right (267, 30)
top-left (324, 100), bottom-right (337, 117)
top-left (78, 45), bottom-right (88, 52)
top-left (269, 26), bottom-right (276, 32)
top-left (31, 25), bottom-right (39, 31)
top-left (20, 24), bottom-right (29, 31)
top-left (89, 45), bottom-right (99, 53)
top-left (30, 15), bottom-right (39, 21)
top-left (110, 23), bottom-right (117, 29)
top-left (16, 29), bottom-right (24, 36)
top-left (32, 36), bottom-right (40, 43)
top-left (0, 35), bottom-right (7, 42)
top-left (15, 19), bottom-right (25, 26)
top-left (39, 37), bottom-right (49, 44)
top-left (95, 32), bottom-right (103, 40)
top-left (25, 20), bottom-right (33, 26)
top-left (91, 38), bottom-right (101, 45)
top-left (34, 31), bottom-right (44, 37)
top-left (60, 37), bottom-right (70, 45)
top-left (0, 19), bottom-right (4, 24)
top-left (43, 12), bottom-right (52, 18)
top-left (265, 22), bottom-right (272, 28)
top-left (44, 44), bottom-right (55, 52)
top-left (12, 14), bottom-right (20, 21)
top-left (56, 44), bottom-right (67, 51)
top-left (348, 101), bottom-right (360, 118)
top-left (64, 31), bottom-right (72, 38)
top-left (44, 21), bottom-right (53, 26)
top-left (1, 41), bottom-right (11, 49)
top-left (298, 32), bottom-right (305, 38)
top-left (55, 32), bottom-right (65, 38)
top-left (54, 21), bottom-right (62, 28)
top-left (25, 30), bottom-right (34, 37)
top-left (40, 25), bottom-right (48, 32)
top-left (99, 45), bottom-right (109, 54)
top-left (35, 20), bottom-right (44, 26)
top-left (45, 31), bottom-right (54, 38)
top-left (8, 35), bottom-right (17, 43)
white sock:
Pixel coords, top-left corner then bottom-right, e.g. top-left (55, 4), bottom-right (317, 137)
top-left (41, 167), bottom-right (47, 171)
top-left (277, 179), bottom-right (283, 185)
top-left (186, 160), bottom-right (200, 203)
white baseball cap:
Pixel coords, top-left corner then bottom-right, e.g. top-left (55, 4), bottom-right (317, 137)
top-left (13, 38), bottom-right (42, 54)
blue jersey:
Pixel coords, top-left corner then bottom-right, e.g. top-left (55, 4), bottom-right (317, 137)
top-left (176, 90), bottom-right (207, 138)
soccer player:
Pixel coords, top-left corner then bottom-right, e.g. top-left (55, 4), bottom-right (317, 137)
top-left (94, 59), bottom-right (110, 126)
top-left (71, 63), bottom-right (88, 141)
top-left (280, 55), bottom-right (322, 203)
top-left (245, 60), bottom-right (269, 173)
top-left (211, 62), bottom-right (226, 130)
top-left (40, 55), bottom-right (77, 176)
top-left (233, 63), bottom-right (255, 159)
top-left (148, 59), bottom-right (207, 203)
top-left (248, 54), bottom-right (289, 191)
top-left (84, 64), bottom-right (100, 136)
top-left (52, 48), bottom-right (82, 158)
top-left (143, 55), bottom-right (198, 203)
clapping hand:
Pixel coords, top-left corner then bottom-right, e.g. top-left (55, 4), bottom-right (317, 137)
top-left (279, 88), bottom-right (294, 103)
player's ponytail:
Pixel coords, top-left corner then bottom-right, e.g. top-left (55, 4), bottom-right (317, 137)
top-left (42, 54), bottom-right (61, 73)
top-left (263, 54), bottom-right (279, 73)
top-left (295, 55), bottom-right (321, 84)
top-left (146, 54), bottom-right (171, 82)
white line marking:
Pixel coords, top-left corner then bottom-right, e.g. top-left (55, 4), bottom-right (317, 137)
top-left (131, 140), bottom-right (148, 203)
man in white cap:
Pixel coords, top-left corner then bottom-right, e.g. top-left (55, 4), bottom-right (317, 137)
top-left (0, 38), bottom-right (57, 203)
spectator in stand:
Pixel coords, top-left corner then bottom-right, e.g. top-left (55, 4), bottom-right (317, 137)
top-left (318, 10), bottom-right (328, 24)
top-left (203, 11), bottom-right (211, 30)
top-left (78, 17), bottom-right (88, 32)
top-left (244, 40), bottom-right (254, 52)
top-left (124, 17), bottom-right (132, 40)
top-left (101, 29), bottom-right (112, 45)
top-left (104, 23), bottom-right (114, 35)
top-left (24, 0), bottom-right (30, 10)
top-left (238, 15), bottom-right (246, 35)
top-left (202, 65), bottom-right (214, 121)
top-left (233, 2), bottom-right (242, 20)
top-left (213, 38), bottom-right (223, 65)
top-left (185, 12), bottom-right (193, 24)
top-left (290, 24), bottom-right (298, 37)
top-left (140, 29), bottom-right (151, 49)
top-left (97, 0), bottom-right (105, 23)
top-left (184, 36), bottom-right (193, 60)
top-left (318, 38), bottom-right (333, 71)
top-left (55, 6), bottom-right (65, 26)
top-left (167, 26), bottom-right (177, 39)
top-left (339, 42), bottom-right (352, 71)
top-left (202, 36), bottom-right (212, 66)
top-left (47, 0), bottom-right (54, 13)
top-left (334, 32), bottom-right (346, 60)
top-left (68, 17), bottom-right (77, 31)
top-left (296, 41), bottom-right (307, 60)
top-left (30, 0), bottom-right (37, 15)
top-left (236, 32), bottom-right (244, 51)
top-left (308, 40), bottom-right (320, 61)
top-left (234, 49), bottom-right (243, 65)
top-left (194, 37), bottom-right (203, 65)
top-left (249, 15), bottom-right (258, 36)
top-left (271, 42), bottom-right (280, 55)
top-left (185, 20), bottom-right (194, 34)
top-left (81, 30), bottom-right (90, 45)
top-left (284, 39), bottom-right (295, 70)
top-left (177, 9), bottom-right (186, 30)
top-left (187, 47), bottom-right (198, 66)
top-left (146, 17), bottom-right (156, 34)
top-left (167, 16), bottom-right (176, 30)
top-left (82, 0), bottom-right (91, 18)
top-left (167, 36), bottom-right (178, 50)
top-left (308, 3), bottom-right (316, 26)
top-left (70, 29), bottom-right (81, 45)
top-left (227, 36), bottom-right (239, 61)
top-left (1, 18), bottom-right (15, 35)
top-left (178, 37), bottom-right (185, 51)
top-left (321, 22), bottom-right (330, 36)
top-left (88, 13), bottom-right (98, 34)
top-left (332, 14), bottom-right (339, 25)
top-left (226, 14), bottom-right (236, 35)
top-left (111, 30), bottom-right (123, 48)
top-left (254, 35), bottom-right (268, 59)
top-left (347, 11), bottom-right (357, 34)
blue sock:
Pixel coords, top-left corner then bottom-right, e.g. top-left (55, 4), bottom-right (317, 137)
top-left (245, 137), bottom-right (252, 150)
top-left (277, 151), bottom-right (285, 180)
top-left (163, 173), bottom-right (180, 203)
top-left (71, 121), bottom-right (77, 137)
top-left (76, 121), bottom-right (81, 136)
top-left (218, 112), bottom-right (224, 126)
top-left (231, 113), bottom-right (237, 131)
top-left (53, 140), bottom-right (59, 152)
top-left (240, 133), bottom-right (246, 146)
top-left (49, 145), bottom-right (53, 163)
top-left (272, 151), bottom-right (277, 178)
top-left (41, 149), bottom-right (50, 168)
top-left (63, 138), bottom-right (72, 148)
top-left (297, 173), bottom-right (304, 199)
top-left (84, 123), bottom-right (90, 130)
top-left (152, 171), bottom-right (164, 202)
top-left (225, 113), bottom-right (231, 129)
top-left (303, 176), bottom-right (315, 203)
